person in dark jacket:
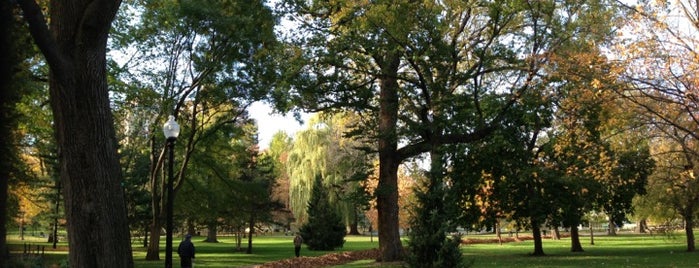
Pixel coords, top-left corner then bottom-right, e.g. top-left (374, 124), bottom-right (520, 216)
top-left (293, 233), bottom-right (304, 257)
top-left (177, 234), bottom-right (196, 268)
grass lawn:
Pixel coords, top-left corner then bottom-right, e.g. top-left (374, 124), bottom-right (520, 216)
top-left (6, 232), bottom-right (699, 267)
top-left (458, 233), bottom-right (699, 268)
top-left (337, 233), bottom-right (699, 268)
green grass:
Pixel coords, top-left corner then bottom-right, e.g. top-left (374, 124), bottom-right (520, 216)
top-left (458, 233), bottom-right (699, 268)
top-left (132, 235), bottom-right (381, 268)
top-left (334, 233), bottom-right (699, 268)
top-left (6, 232), bottom-right (699, 267)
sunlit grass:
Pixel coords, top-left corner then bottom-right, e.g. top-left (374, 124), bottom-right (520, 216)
top-left (7, 232), bottom-right (699, 267)
top-left (334, 233), bottom-right (699, 268)
top-left (458, 233), bottom-right (699, 268)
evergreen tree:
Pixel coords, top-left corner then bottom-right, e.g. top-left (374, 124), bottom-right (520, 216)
top-left (407, 150), bottom-right (468, 268)
top-left (299, 175), bottom-right (346, 251)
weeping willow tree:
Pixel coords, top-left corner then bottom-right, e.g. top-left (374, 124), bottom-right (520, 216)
top-left (287, 112), bottom-right (372, 231)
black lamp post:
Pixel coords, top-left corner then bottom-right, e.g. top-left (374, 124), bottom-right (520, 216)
top-left (162, 115), bottom-right (180, 268)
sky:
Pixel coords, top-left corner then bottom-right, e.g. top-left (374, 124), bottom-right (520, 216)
top-left (249, 102), bottom-right (311, 150)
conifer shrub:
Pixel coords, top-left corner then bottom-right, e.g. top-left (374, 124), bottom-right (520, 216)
top-left (299, 175), bottom-right (346, 250)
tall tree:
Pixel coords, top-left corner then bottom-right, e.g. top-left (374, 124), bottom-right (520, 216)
top-left (276, 0), bottom-right (623, 261)
top-left (449, 88), bottom-right (554, 256)
top-left (613, 0), bottom-right (699, 252)
top-left (0, 0), bottom-right (17, 263)
top-left (601, 147), bottom-right (654, 235)
top-left (232, 127), bottom-right (282, 254)
top-left (595, 91), bottom-right (655, 235)
top-left (15, 0), bottom-right (134, 266)
top-left (267, 131), bottom-right (295, 229)
top-left (286, 113), bottom-right (372, 231)
top-left (407, 146), bottom-right (465, 268)
top-left (110, 0), bottom-right (278, 259)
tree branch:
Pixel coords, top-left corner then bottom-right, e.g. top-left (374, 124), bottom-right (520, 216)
top-left (16, 0), bottom-right (72, 80)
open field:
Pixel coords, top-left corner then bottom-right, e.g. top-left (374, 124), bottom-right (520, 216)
top-left (6, 232), bottom-right (699, 267)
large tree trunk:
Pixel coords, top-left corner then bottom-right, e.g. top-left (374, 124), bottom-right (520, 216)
top-left (376, 53), bottom-right (403, 262)
top-left (146, 220), bottom-right (162, 260)
top-left (348, 207), bottom-right (360, 235)
top-left (146, 135), bottom-right (166, 260)
top-left (0, 1), bottom-right (13, 263)
top-left (570, 225), bottom-right (584, 252)
top-left (205, 221), bottom-right (218, 243)
top-left (145, 148), bottom-right (164, 260)
top-left (685, 213), bottom-right (695, 252)
top-left (17, 1), bottom-right (134, 267)
top-left (531, 219), bottom-right (545, 256)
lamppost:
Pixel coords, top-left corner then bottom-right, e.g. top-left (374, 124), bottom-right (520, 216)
top-left (162, 115), bottom-right (180, 268)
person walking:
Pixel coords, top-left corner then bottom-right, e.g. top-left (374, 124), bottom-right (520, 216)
top-left (293, 233), bottom-right (304, 257)
top-left (177, 234), bottom-right (196, 268)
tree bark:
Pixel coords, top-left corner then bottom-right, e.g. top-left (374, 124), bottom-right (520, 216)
top-left (146, 134), bottom-right (167, 260)
top-left (570, 225), bottom-right (584, 252)
top-left (638, 218), bottom-right (648, 233)
top-left (348, 210), bottom-right (360, 235)
top-left (205, 221), bottom-right (218, 243)
top-left (608, 218), bottom-right (617, 235)
top-left (236, 227), bottom-right (243, 251)
top-left (0, 0), bottom-right (13, 263)
top-left (146, 220), bottom-right (162, 260)
top-left (17, 0), bottom-right (134, 266)
top-left (552, 226), bottom-right (560, 240)
top-left (496, 221), bottom-right (502, 245)
top-left (143, 225), bottom-right (149, 248)
top-left (376, 53), bottom-right (404, 262)
top-left (685, 213), bottom-right (695, 252)
top-left (246, 214), bottom-right (255, 254)
top-left (186, 219), bottom-right (196, 236)
top-left (531, 220), bottom-right (545, 256)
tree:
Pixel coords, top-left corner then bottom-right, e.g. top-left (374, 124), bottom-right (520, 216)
top-left (175, 118), bottom-right (242, 244)
top-left (602, 148), bottom-right (654, 235)
top-left (15, 0), bottom-right (135, 266)
top-left (299, 175), bottom-right (346, 251)
top-left (3, 3), bottom-right (64, 255)
top-left (110, 0), bottom-right (278, 259)
top-left (0, 0), bottom-right (17, 262)
top-left (234, 134), bottom-right (283, 254)
top-left (612, 0), bottom-right (699, 252)
top-left (286, 113), bottom-right (372, 232)
top-left (407, 147), bottom-right (466, 268)
top-left (594, 92), bottom-right (655, 236)
top-left (275, 0), bottom-right (595, 260)
top-left (641, 126), bottom-right (699, 251)
top-left (267, 131), bottom-right (295, 229)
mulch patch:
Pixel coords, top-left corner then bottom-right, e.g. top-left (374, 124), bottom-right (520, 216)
top-left (254, 248), bottom-right (381, 268)
top-left (462, 235), bottom-right (534, 244)
top-left (252, 235), bottom-right (551, 267)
